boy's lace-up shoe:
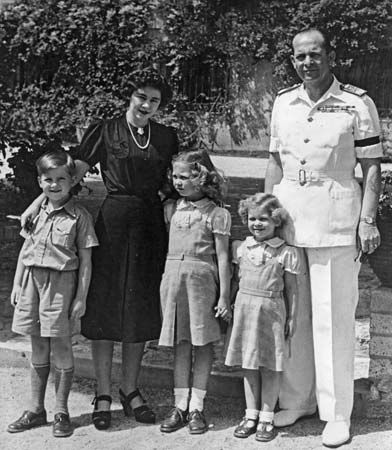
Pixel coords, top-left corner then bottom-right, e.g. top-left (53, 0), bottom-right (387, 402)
top-left (160, 407), bottom-right (188, 433)
top-left (53, 412), bottom-right (73, 437)
top-left (188, 409), bottom-right (208, 434)
top-left (7, 410), bottom-right (47, 433)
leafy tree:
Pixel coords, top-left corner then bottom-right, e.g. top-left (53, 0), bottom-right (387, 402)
top-left (1, 0), bottom-right (391, 195)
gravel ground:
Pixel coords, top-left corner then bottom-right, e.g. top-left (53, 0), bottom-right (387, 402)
top-left (1, 363), bottom-right (391, 450)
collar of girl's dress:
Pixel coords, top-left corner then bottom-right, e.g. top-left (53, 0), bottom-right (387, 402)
top-left (245, 236), bottom-right (285, 248)
top-left (177, 197), bottom-right (213, 210)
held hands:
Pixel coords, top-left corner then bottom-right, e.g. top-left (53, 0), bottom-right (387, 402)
top-left (214, 297), bottom-right (232, 322)
top-left (358, 222), bottom-right (380, 255)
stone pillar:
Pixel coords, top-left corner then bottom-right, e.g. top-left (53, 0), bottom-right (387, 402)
top-left (366, 287), bottom-right (392, 416)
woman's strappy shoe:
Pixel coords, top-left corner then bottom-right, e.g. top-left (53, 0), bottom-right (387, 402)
top-left (92, 394), bottom-right (112, 430)
top-left (119, 388), bottom-right (156, 424)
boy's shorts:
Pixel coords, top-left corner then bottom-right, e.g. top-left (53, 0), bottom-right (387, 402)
top-left (12, 266), bottom-right (77, 337)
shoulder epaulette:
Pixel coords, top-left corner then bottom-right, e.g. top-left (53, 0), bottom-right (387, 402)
top-left (277, 84), bottom-right (301, 96)
top-left (340, 84), bottom-right (367, 97)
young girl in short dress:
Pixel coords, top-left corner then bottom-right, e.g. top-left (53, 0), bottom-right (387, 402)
top-left (225, 193), bottom-right (301, 442)
top-left (159, 149), bottom-right (231, 435)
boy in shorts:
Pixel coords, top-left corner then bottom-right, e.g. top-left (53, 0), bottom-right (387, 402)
top-left (7, 149), bottom-right (98, 437)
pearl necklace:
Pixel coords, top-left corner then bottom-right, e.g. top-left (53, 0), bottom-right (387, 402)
top-left (126, 120), bottom-right (151, 150)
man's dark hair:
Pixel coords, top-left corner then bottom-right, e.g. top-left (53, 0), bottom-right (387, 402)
top-left (293, 28), bottom-right (332, 53)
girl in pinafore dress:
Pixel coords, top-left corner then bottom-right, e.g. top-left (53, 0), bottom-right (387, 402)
top-left (225, 193), bottom-right (302, 442)
top-left (159, 150), bottom-right (232, 435)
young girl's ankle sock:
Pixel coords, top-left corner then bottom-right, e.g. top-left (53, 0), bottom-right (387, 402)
top-left (189, 387), bottom-right (206, 412)
top-left (245, 408), bottom-right (260, 421)
top-left (259, 410), bottom-right (274, 423)
top-left (54, 366), bottom-right (74, 414)
top-left (30, 362), bottom-right (50, 413)
top-left (174, 387), bottom-right (189, 411)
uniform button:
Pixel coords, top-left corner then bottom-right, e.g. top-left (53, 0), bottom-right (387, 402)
top-left (304, 138), bottom-right (310, 143)
top-left (300, 159), bottom-right (306, 165)
top-left (307, 117), bottom-right (313, 122)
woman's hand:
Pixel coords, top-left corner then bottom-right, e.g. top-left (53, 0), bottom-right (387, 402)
top-left (214, 297), bottom-right (232, 322)
top-left (20, 193), bottom-right (46, 229)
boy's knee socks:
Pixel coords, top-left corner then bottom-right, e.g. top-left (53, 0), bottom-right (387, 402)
top-left (54, 366), bottom-right (74, 415)
top-left (30, 362), bottom-right (50, 413)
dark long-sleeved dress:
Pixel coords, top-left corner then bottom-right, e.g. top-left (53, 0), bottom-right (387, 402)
top-left (72, 115), bottom-right (178, 342)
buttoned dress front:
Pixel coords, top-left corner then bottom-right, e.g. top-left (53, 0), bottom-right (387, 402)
top-left (71, 116), bottom-right (178, 343)
top-left (269, 77), bottom-right (383, 421)
top-left (159, 198), bottom-right (231, 347)
top-left (225, 237), bottom-right (302, 371)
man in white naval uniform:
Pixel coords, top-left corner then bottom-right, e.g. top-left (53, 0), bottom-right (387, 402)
top-left (265, 28), bottom-right (382, 447)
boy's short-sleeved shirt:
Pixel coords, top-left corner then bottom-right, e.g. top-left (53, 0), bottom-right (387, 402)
top-left (21, 197), bottom-right (98, 271)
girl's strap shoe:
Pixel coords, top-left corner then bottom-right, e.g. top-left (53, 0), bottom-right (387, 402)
top-left (92, 394), bottom-right (112, 430)
top-left (233, 417), bottom-right (258, 438)
top-left (119, 388), bottom-right (156, 424)
top-left (255, 421), bottom-right (276, 442)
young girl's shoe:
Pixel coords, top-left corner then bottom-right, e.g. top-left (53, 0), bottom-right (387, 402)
top-left (119, 388), bottom-right (156, 424)
top-left (160, 407), bottom-right (188, 433)
top-left (255, 421), bottom-right (276, 442)
top-left (188, 409), bottom-right (208, 434)
top-left (233, 417), bottom-right (258, 438)
top-left (92, 394), bottom-right (112, 430)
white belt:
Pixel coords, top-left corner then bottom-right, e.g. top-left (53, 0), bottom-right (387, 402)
top-left (283, 169), bottom-right (354, 185)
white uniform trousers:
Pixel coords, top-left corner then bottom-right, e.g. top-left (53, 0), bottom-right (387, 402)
top-left (307, 245), bottom-right (360, 421)
top-left (278, 250), bottom-right (317, 411)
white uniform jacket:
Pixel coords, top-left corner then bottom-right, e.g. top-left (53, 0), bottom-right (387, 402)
top-left (269, 77), bottom-right (383, 247)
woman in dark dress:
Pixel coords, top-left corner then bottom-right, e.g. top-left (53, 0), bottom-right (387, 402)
top-left (21, 71), bottom-right (178, 429)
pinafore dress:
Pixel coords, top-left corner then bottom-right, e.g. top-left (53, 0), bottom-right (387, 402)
top-left (159, 197), bottom-right (231, 347)
top-left (225, 236), bottom-right (301, 371)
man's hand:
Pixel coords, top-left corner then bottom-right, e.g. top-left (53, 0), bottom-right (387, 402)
top-left (285, 316), bottom-right (296, 339)
top-left (358, 222), bottom-right (380, 254)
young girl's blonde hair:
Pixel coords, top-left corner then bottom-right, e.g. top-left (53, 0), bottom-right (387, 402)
top-left (238, 192), bottom-right (288, 227)
top-left (173, 149), bottom-right (227, 204)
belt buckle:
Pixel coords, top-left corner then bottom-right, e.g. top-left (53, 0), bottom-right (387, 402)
top-left (299, 169), bottom-right (307, 186)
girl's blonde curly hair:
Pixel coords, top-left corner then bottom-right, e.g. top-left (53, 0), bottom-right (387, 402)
top-left (173, 149), bottom-right (227, 204)
top-left (238, 192), bottom-right (289, 227)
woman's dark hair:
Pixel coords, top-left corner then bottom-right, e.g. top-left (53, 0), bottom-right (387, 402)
top-left (173, 149), bottom-right (227, 204)
top-left (127, 69), bottom-right (173, 107)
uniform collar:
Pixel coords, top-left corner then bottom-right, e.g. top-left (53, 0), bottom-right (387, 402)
top-left (245, 236), bottom-right (285, 248)
top-left (41, 196), bottom-right (77, 218)
top-left (177, 197), bottom-right (213, 210)
top-left (293, 76), bottom-right (342, 105)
